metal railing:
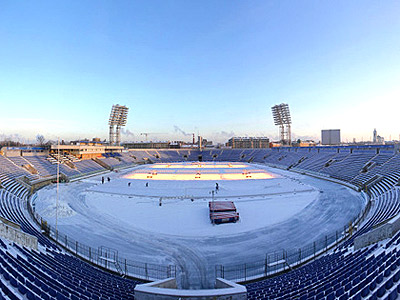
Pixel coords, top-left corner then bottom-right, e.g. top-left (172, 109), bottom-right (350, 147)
top-left (215, 228), bottom-right (346, 282)
top-left (28, 194), bottom-right (176, 282)
top-left (25, 170), bottom-right (371, 285)
top-left (216, 192), bottom-right (371, 283)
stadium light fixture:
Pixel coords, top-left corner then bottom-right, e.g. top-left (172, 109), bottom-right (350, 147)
top-left (271, 103), bottom-right (292, 145)
top-left (109, 104), bottom-right (129, 145)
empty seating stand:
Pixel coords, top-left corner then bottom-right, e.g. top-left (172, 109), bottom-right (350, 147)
top-left (0, 146), bottom-right (400, 299)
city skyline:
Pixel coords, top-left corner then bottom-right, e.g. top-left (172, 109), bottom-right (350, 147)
top-left (1, 1), bottom-right (400, 144)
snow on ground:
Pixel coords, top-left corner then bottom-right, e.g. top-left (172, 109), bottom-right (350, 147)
top-left (33, 163), bottom-right (364, 289)
top-left (84, 185), bottom-right (315, 237)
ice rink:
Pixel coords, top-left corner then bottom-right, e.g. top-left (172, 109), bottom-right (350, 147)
top-left (33, 162), bottom-right (364, 288)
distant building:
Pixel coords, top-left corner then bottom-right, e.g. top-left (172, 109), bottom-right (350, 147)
top-left (201, 138), bottom-right (213, 148)
top-left (50, 144), bottom-right (123, 160)
top-left (123, 141), bottom-right (170, 149)
top-left (321, 130), bottom-right (341, 145)
top-left (70, 139), bottom-right (105, 146)
top-left (227, 137), bottom-right (270, 148)
top-left (270, 142), bottom-right (282, 148)
top-left (372, 129), bottom-right (384, 144)
top-left (169, 141), bottom-right (184, 149)
top-left (299, 140), bottom-right (317, 147)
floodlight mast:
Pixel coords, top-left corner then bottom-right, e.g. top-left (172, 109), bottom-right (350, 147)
top-left (271, 103), bottom-right (292, 145)
top-left (108, 104), bottom-right (129, 145)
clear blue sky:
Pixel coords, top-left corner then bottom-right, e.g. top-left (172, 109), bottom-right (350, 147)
top-left (0, 1), bottom-right (399, 143)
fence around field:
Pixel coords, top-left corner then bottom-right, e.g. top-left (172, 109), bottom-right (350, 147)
top-left (28, 194), bottom-right (176, 282)
top-left (215, 228), bottom-right (346, 282)
top-left (27, 180), bottom-right (370, 285)
top-left (216, 191), bottom-right (371, 283)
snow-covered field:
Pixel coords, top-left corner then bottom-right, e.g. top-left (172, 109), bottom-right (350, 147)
top-left (33, 162), bottom-right (364, 288)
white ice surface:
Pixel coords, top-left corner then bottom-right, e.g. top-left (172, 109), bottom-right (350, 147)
top-left (34, 163), bottom-right (364, 289)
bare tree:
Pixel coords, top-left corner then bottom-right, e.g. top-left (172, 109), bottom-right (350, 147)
top-left (36, 134), bottom-right (45, 146)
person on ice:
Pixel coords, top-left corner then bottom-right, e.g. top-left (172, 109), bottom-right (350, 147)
top-left (216, 182), bottom-right (219, 191)
top-left (128, 182), bottom-right (131, 187)
top-left (101, 177), bottom-right (104, 184)
top-left (146, 182), bottom-right (149, 187)
top-left (107, 177), bottom-right (111, 182)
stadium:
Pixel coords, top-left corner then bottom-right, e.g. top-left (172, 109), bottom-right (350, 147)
top-left (1, 1), bottom-right (400, 299)
top-left (1, 141), bottom-right (400, 299)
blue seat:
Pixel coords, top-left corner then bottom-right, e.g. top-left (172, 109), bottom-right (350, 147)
top-left (361, 286), bottom-right (370, 297)
top-left (49, 288), bottom-right (57, 297)
top-left (385, 277), bottom-right (394, 290)
top-left (339, 293), bottom-right (348, 300)
top-left (350, 286), bottom-right (359, 297)
top-left (56, 292), bottom-right (67, 300)
top-left (18, 284), bottom-right (27, 295)
top-left (315, 291), bottom-right (324, 300)
top-left (370, 279), bottom-right (377, 291)
top-left (387, 289), bottom-right (398, 300)
top-left (335, 287), bottom-right (344, 297)
top-left (394, 270), bottom-right (400, 282)
top-left (40, 292), bottom-right (50, 300)
top-left (26, 291), bottom-right (36, 300)
top-left (377, 285), bottom-right (386, 298)
top-left (344, 282), bottom-right (352, 292)
top-left (352, 293), bottom-right (361, 300)
top-left (384, 268), bottom-right (392, 277)
top-left (370, 292), bottom-right (378, 300)
top-left (3, 271), bottom-right (9, 281)
top-left (326, 292), bottom-right (335, 300)
top-left (10, 278), bottom-right (18, 288)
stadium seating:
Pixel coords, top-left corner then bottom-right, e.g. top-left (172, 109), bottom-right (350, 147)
top-left (1, 145), bottom-right (400, 299)
top-left (0, 236), bottom-right (138, 300)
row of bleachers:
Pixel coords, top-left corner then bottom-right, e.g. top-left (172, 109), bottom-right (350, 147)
top-left (99, 157), bottom-right (126, 168)
top-left (102, 152), bottom-right (121, 158)
top-left (355, 155), bottom-right (400, 194)
top-left (1, 146), bottom-right (400, 300)
top-left (246, 243), bottom-right (400, 300)
top-left (361, 188), bottom-right (400, 234)
top-left (2, 154), bottom-right (118, 180)
top-left (74, 160), bottom-right (105, 175)
top-left (0, 236), bottom-right (138, 300)
top-left (154, 150), bottom-right (191, 162)
top-left (0, 173), bottom-right (29, 199)
top-left (118, 152), bottom-right (137, 165)
top-left (293, 152), bottom-right (336, 172)
top-left (246, 187), bottom-right (400, 300)
top-left (0, 189), bottom-right (56, 249)
top-left (0, 155), bottom-right (38, 181)
top-left (320, 150), bottom-right (376, 182)
top-left (339, 187), bottom-right (400, 250)
top-left (0, 183), bottom-right (140, 299)
top-left (259, 147), bottom-right (399, 196)
top-left (25, 155), bottom-right (82, 178)
top-left (370, 151), bottom-right (396, 166)
top-left (22, 156), bottom-right (58, 177)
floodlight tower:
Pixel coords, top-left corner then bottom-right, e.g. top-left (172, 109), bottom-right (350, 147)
top-left (271, 103), bottom-right (292, 145)
top-left (108, 104), bottom-right (129, 145)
